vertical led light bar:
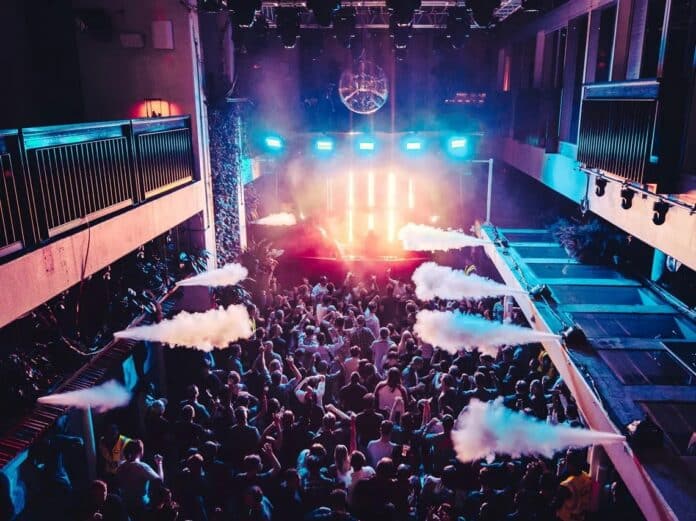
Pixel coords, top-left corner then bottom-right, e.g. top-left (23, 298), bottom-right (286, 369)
top-left (367, 169), bottom-right (375, 230)
top-left (408, 178), bottom-right (415, 210)
top-left (327, 178), bottom-right (333, 212)
top-left (347, 170), bottom-right (354, 243)
top-left (387, 171), bottom-right (396, 242)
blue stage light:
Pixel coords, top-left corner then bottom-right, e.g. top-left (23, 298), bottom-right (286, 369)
top-left (358, 139), bottom-right (375, 151)
top-left (447, 136), bottom-right (468, 157)
top-left (405, 141), bottom-right (422, 150)
top-left (264, 135), bottom-right (284, 150)
top-left (449, 137), bottom-right (467, 149)
top-left (315, 138), bottom-right (334, 152)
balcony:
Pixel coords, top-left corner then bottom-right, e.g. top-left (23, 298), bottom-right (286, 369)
top-left (0, 116), bottom-right (197, 259)
top-left (577, 80), bottom-right (660, 186)
top-left (0, 116), bottom-right (207, 328)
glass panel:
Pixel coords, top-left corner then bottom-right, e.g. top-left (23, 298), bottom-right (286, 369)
top-left (550, 285), bottom-right (644, 305)
top-left (504, 231), bottom-right (554, 242)
top-left (663, 342), bottom-right (696, 374)
top-left (514, 245), bottom-right (568, 258)
top-left (572, 312), bottom-right (684, 339)
top-left (528, 263), bottom-right (624, 279)
top-left (568, 15), bottom-right (588, 142)
top-left (597, 349), bottom-right (694, 385)
top-left (640, 0), bottom-right (667, 78)
top-left (639, 401), bottom-right (696, 455)
top-left (595, 5), bottom-right (616, 82)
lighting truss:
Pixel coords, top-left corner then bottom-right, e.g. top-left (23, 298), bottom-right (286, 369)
top-left (493, 0), bottom-right (522, 20)
top-left (258, 1), bottom-right (489, 29)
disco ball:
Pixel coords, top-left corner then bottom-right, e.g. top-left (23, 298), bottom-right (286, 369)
top-left (338, 60), bottom-right (388, 115)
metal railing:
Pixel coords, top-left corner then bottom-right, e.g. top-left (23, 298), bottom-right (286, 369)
top-left (578, 80), bottom-right (659, 184)
top-left (0, 116), bottom-right (196, 258)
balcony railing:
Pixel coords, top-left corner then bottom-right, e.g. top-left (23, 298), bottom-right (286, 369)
top-left (578, 80), bottom-right (659, 185)
top-left (0, 116), bottom-right (196, 258)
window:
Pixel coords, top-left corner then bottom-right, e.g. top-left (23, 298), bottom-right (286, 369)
top-left (595, 5), bottom-right (616, 82)
top-left (640, 0), bottom-right (667, 78)
top-left (566, 15), bottom-right (587, 143)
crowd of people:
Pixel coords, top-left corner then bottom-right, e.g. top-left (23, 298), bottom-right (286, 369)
top-left (68, 262), bottom-right (638, 521)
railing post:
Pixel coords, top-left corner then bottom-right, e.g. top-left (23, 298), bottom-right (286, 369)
top-left (15, 130), bottom-right (45, 246)
top-left (126, 121), bottom-right (145, 204)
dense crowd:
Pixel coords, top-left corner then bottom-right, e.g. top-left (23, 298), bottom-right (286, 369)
top-left (50, 263), bottom-right (638, 521)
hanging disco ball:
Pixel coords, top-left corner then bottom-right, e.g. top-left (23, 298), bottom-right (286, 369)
top-left (338, 60), bottom-right (388, 115)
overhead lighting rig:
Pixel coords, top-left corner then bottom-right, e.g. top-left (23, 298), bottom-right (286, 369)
top-left (256, 1), bottom-right (487, 29)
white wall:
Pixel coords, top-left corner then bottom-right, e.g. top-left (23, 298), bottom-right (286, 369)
top-left (72, 0), bottom-right (216, 264)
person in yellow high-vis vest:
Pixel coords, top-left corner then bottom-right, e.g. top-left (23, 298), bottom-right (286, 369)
top-left (556, 451), bottom-right (593, 521)
top-left (98, 424), bottom-right (131, 477)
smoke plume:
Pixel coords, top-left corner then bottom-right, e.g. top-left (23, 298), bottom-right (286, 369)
top-left (254, 213), bottom-right (297, 226)
top-left (38, 380), bottom-right (131, 413)
top-left (114, 305), bottom-right (252, 351)
top-left (412, 262), bottom-right (526, 300)
top-left (176, 263), bottom-right (248, 288)
top-left (452, 398), bottom-right (625, 463)
top-left (398, 223), bottom-right (490, 251)
top-left (414, 309), bottom-right (560, 356)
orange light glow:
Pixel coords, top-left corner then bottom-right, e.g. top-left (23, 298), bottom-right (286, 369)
top-left (347, 171), bottom-right (354, 243)
top-left (408, 177), bottom-right (415, 210)
top-left (326, 178), bottom-right (333, 211)
top-left (130, 99), bottom-right (181, 119)
top-left (387, 172), bottom-right (396, 242)
top-left (348, 170), bottom-right (355, 208)
top-left (367, 213), bottom-right (375, 230)
top-left (368, 170), bottom-right (375, 207)
top-left (348, 211), bottom-right (354, 243)
top-left (388, 171), bottom-right (396, 208)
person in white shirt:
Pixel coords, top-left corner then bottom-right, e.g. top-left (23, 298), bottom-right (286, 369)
top-left (346, 451), bottom-right (375, 504)
top-left (116, 439), bottom-right (163, 514)
top-left (366, 420), bottom-right (396, 466)
top-left (364, 301), bottom-right (381, 338)
top-left (311, 276), bottom-right (329, 300)
top-left (342, 346), bottom-right (362, 381)
top-left (370, 328), bottom-right (395, 374)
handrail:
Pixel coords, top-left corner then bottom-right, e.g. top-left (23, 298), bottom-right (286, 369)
top-left (578, 81), bottom-right (660, 185)
top-left (0, 116), bottom-right (196, 259)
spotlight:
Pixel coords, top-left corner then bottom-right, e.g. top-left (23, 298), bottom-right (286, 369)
top-left (652, 200), bottom-right (671, 225)
top-left (198, 0), bottom-right (228, 12)
top-left (333, 7), bottom-right (357, 48)
top-left (529, 284), bottom-right (552, 301)
top-left (404, 137), bottom-right (423, 151)
top-left (390, 20), bottom-right (412, 50)
top-left (387, 0), bottom-right (421, 26)
top-left (448, 136), bottom-right (468, 157)
top-left (430, 215), bottom-right (439, 223)
top-left (308, 0), bottom-right (339, 27)
top-left (445, 6), bottom-right (471, 49)
top-left (264, 135), bottom-right (284, 150)
top-left (620, 187), bottom-right (635, 209)
top-left (358, 138), bottom-right (376, 152)
top-left (230, 0), bottom-right (261, 27)
top-left (561, 325), bottom-right (588, 349)
top-left (276, 7), bottom-right (300, 48)
top-left (467, 0), bottom-right (496, 27)
top-left (315, 137), bottom-right (334, 152)
top-left (594, 177), bottom-right (608, 197)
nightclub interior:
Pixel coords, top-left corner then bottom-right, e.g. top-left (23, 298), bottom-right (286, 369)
top-left (0, 1), bottom-right (695, 520)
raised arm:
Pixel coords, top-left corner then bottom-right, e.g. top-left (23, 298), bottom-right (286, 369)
top-left (286, 355), bottom-right (302, 386)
